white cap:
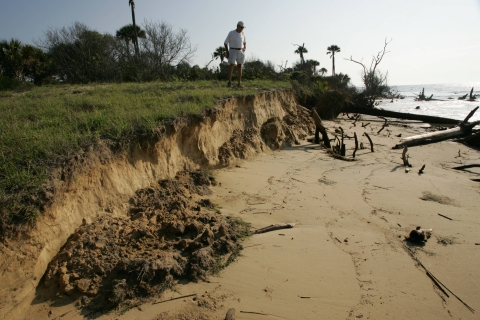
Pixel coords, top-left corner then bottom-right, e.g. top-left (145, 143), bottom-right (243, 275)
top-left (237, 21), bottom-right (245, 28)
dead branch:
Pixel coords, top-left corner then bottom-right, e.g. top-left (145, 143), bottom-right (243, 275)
top-left (240, 311), bottom-right (269, 316)
top-left (418, 164), bottom-right (425, 175)
top-left (345, 113), bottom-right (357, 120)
top-left (253, 223), bottom-right (296, 234)
top-left (346, 38), bottom-right (390, 76)
top-left (377, 117), bottom-right (388, 134)
top-left (205, 53), bottom-right (216, 68)
top-left (468, 87), bottom-right (477, 101)
top-left (438, 213), bottom-right (452, 220)
top-left (361, 122), bottom-right (370, 128)
top-left (153, 293), bottom-right (197, 304)
top-left (405, 247), bottom-right (475, 313)
top-left (339, 127), bottom-right (346, 156)
top-left (364, 132), bottom-right (374, 152)
top-left (463, 106), bottom-right (479, 123)
top-left (353, 132), bottom-right (359, 158)
top-left (352, 114), bottom-right (360, 126)
top-left (426, 271), bottom-right (450, 298)
top-left (345, 38), bottom-right (391, 106)
top-left (402, 146), bottom-right (412, 167)
top-left (311, 109), bottom-right (332, 148)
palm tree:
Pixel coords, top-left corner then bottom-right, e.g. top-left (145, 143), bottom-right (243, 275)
top-left (213, 46), bottom-right (227, 64)
top-left (326, 45), bottom-right (341, 76)
top-left (116, 24), bottom-right (146, 55)
top-left (294, 43), bottom-right (308, 65)
top-left (339, 73), bottom-right (350, 83)
top-left (0, 39), bottom-right (23, 79)
top-left (319, 67), bottom-right (328, 76)
top-left (128, 0), bottom-right (139, 56)
top-left (309, 59), bottom-right (320, 74)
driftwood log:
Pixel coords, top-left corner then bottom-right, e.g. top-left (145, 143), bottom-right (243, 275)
top-left (311, 109), bottom-right (332, 148)
top-left (393, 107), bottom-right (480, 149)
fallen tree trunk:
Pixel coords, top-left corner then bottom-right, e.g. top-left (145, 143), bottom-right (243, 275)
top-left (393, 107), bottom-right (480, 148)
top-left (347, 107), bottom-right (459, 124)
top-left (394, 123), bottom-right (480, 148)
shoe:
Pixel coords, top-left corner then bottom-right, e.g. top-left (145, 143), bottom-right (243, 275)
top-left (227, 82), bottom-right (232, 87)
top-left (237, 83), bottom-right (244, 88)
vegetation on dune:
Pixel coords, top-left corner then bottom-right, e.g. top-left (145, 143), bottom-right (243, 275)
top-left (0, 80), bottom-right (290, 233)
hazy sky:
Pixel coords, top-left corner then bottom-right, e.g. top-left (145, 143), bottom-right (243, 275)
top-left (1, 0), bottom-right (479, 86)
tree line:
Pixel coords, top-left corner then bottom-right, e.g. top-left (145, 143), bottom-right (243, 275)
top-left (0, 18), bottom-right (395, 109)
top-left (0, 20), bottom-right (199, 87)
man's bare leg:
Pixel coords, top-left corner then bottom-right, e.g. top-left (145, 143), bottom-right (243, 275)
top-left (237, 64), bottom-right (243, 87)
top-left (228, 64), bottom-right (235, 86)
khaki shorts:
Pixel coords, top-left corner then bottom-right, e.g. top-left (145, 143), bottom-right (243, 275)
top-left (228, 49), bottom-right (245, 65)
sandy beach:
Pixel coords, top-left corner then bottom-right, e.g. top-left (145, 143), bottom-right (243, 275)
top-left (24, 115), bottom-right (480, 320)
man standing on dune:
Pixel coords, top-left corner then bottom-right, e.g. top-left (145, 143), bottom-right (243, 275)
top-left (224, 21), bottom-right (247, 88)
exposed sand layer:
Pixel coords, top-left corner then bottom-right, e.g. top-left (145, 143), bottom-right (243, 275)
top-left (25, 115), bottom-right (480, 320)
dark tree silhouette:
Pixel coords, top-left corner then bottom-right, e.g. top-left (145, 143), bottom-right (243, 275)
top-left (116, 24), bottom-right (146, 55)
top-left (128, 0), bottom-right (139, 56)
top-left (213, 46), bottom-right (227, 64)
top-left (308, 59), bottom-right (320, 74)
top-left (294, 43), bottom-right (308, 65)
top-left (346, 39), bottom-right (392, 107)
top-left (326, 45), bottom-right (341, 76)
top-left (319, 67), bottom-right (328, 76)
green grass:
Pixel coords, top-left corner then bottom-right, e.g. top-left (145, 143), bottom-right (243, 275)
top-left (0, 80), bottom-right (291, 231)
top-left (212, 217), bottom-right (252, 275)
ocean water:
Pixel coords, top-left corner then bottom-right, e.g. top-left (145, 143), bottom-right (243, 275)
top-left (376, 82), bottom-right (480, 122)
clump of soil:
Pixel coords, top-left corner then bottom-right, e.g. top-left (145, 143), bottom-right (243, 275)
top-left (436, 236), bottom-right (457, 246)
top-left (41, 170), bottom-right (250, 311)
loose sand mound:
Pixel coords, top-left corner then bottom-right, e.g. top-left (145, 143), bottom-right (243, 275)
top-left (40, 170), bottom-right (250, 311)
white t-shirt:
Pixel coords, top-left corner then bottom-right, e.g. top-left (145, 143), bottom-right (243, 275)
top-left (224, 30), bottom-right (246, 49)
